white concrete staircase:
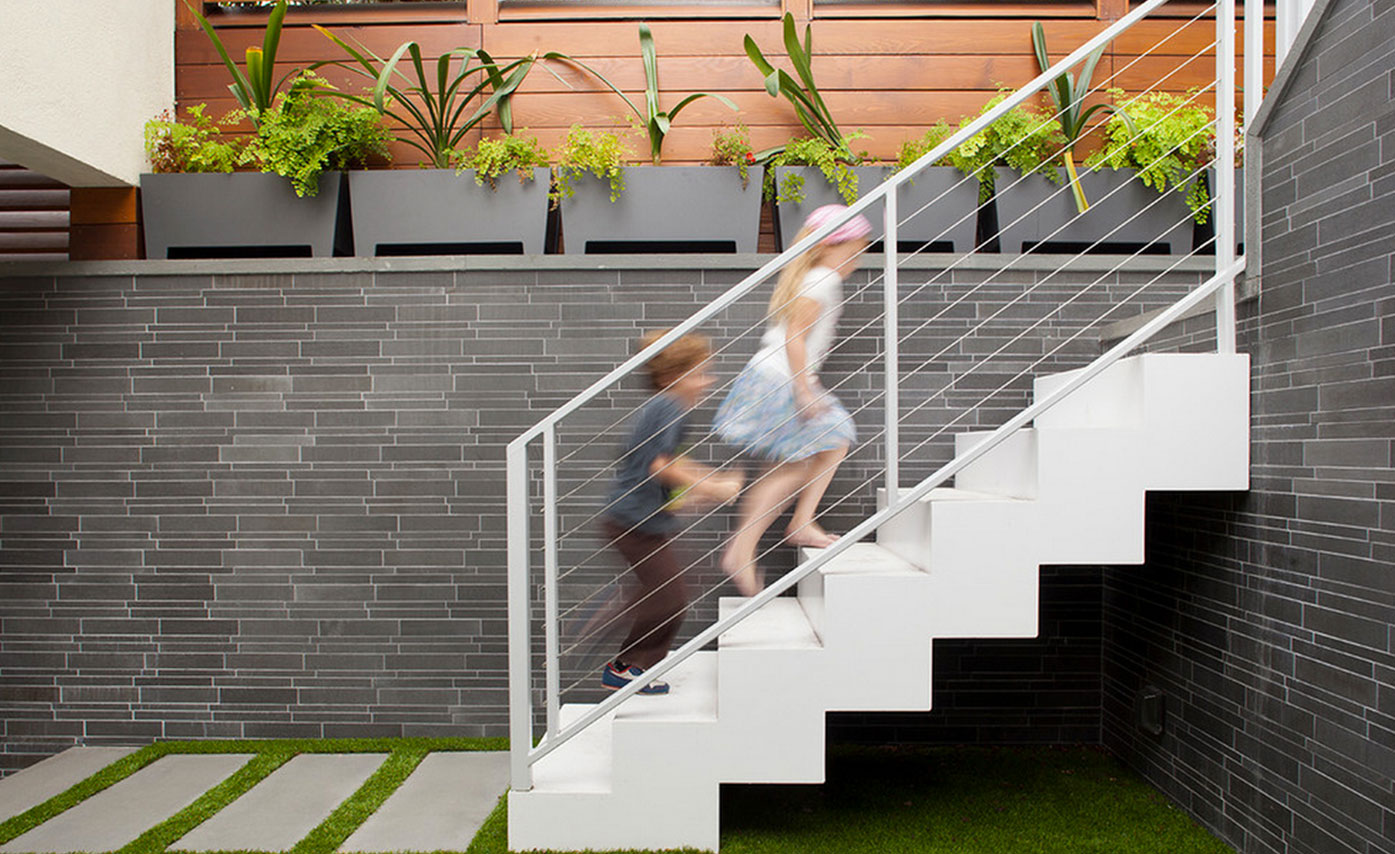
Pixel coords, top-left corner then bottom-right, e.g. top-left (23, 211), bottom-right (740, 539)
top-left (508, 352), bottom-right (1250, 852)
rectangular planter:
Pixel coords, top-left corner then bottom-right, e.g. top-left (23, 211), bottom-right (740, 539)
top-left (348, 168), bottom-right (550, 256)
top-left (772, 166), bottom-right (889, 252)
top-left (1197, 167), bottom-right (1244, 254)
top-left (991, 167), bottom-right (1193, 255)
top-left (895, 166), bottom-right (982, 253)
top-left (558, 165), bottom-right (763, 254)
top-left (141, 172), bottom-right (346, 259)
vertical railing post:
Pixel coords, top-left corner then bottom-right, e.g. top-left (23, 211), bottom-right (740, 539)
top-left (1215, 0), bottom-right (1238, 353)
top-left (506, 439), bottom-right (534, 791)
top-left (882, 187), bottom-right (899, 497)
top-left (542, 424), bottom-right (560, 740)
top-left (1243, 0), bottom-right (1263, 261)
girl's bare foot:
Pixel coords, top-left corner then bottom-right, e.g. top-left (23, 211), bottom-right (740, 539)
top-left (784, 524), bottom-right (840, 549)
top-left (720, 549), bottom-right (764, 597)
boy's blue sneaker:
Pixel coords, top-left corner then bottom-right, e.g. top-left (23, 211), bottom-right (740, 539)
top-left (602, 662), bottom-right (670, 695)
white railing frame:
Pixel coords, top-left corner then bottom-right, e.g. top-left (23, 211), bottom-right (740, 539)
top-left (508, 0), bottom-right (1257, 791)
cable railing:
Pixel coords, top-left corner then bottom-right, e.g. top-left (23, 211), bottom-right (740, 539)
top-left (508, 0), bottom-right (1258, 790)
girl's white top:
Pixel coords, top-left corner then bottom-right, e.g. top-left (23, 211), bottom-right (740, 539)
top-left (749, 265), bottom-right (844, 379)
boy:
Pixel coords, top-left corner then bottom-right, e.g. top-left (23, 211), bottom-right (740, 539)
top-left (602, 330), bottom-right (742, 695)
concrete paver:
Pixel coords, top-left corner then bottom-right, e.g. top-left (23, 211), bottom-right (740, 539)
top-left (0, 753), bottom-right (254, 854)
top-left (0, 748), bottom-right (139, 824)
top-left (174, 754), bottom-right (388, 853)
top-left (338, 752), bottom-right (510, 853)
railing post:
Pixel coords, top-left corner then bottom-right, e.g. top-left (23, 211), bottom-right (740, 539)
top-left (506, 439), bottom-right (534, 791)
top-left (1215, 0), bottom-right (1238, 353)
top-left (542, 424), bottom-right (560, 740)
top-left (883, 187), bottom-right (900, 496)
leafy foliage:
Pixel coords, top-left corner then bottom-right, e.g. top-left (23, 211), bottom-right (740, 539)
top-left (766, 134), bottom-right (868, 204)
top-left (745, 14), bottom-right (857, 163)
top-left (954, 91), bottom-right (1065, 203)
top-left (144, 104), bottom-right (244, 173)
top-left (1031, 22), bottom-right (1122, 213)
top-left (453, 133), bottom-right (550, 190)
top-left (185, 0), bottom-right (294, 126)
top-left (710, 123), bottom-right (757, 189)
top-left (894, 121), bottom-right (978, 176)
top-left (1086, 88), bottom-right (1217, 223)
top-left (247, 73), bottom-right (392, 197)
top-left (551, 125), bottom-right (631, 206)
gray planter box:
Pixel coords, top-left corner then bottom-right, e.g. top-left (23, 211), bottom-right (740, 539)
top-left (141, 172), bottom-right (345, 259)
top-left (991, 166), bottom-right (1193, 255)
top-left (773, 166), bottom-right (889, 251)
top-left (895, 166), bottom-right (982, 253)
top-left (559, 165), bottom-right (763, 254)
top-left (348, 168), bottom-right (550, 255)
top-left (1201, 167), bottom-right (1244, 254)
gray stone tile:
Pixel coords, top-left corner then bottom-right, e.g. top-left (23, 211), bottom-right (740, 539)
top-left (0, 747), bottom-right (138, 823)
top-left (0, 754), bottom-right (253, 853)
top-left (338, 752), bottom-right (508, 853)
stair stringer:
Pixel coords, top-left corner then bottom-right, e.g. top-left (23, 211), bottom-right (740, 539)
top-left (507, 353), bottom-right (1250, 852)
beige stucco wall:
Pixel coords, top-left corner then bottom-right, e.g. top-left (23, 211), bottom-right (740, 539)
top-left (0, 0), bottom-right (173, 186)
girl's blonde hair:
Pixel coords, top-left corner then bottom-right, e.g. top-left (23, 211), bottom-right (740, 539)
top-left (768, 230), bottom-right (833, 323)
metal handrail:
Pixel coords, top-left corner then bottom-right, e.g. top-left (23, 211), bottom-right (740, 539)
top-left (504, 0), bottom-right (1173, 454)
top-left (521, 258), bottom-right (1244, 772)
top-left (508, 0), bottom-right (1257, 791)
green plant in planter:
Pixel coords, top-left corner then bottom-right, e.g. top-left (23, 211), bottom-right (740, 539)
top-left (244, 72), bottom-right (392, 197)
top-left (185, 0), bottom-right (294, 127)
top-left (452, 132), bottom-right (550, 190)
top-left (745, 13), bottom-right (853, 164)
top-left (765, 133), bottom-right (869, 205)
top-left (144, 105), bottom-right (245, 173)
top-left (579, 24), bottom-right (737, 165)
top-left (710, 123), bottom-right (757, 189)
top-left (551, 126), bottom-right (632, 206)
top-left (1031, 22), bottom-right (1125, 213)
top-left (956, 90), bottom-right (1066, 203)
top-left (895, 121), bottom-right (977, 178)
top-left (1085, 88), bottom-right (1216, 223)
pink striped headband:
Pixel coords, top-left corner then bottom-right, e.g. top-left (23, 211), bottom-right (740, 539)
top-left (803, 204), bottom-right (874, 246)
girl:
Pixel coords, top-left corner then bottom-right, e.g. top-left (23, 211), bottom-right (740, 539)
top-left (713, 204), bottom-right (872, 596)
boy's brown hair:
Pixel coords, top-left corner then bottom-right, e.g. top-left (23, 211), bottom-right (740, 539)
top-left (640, 329), bottom-right (711, 390)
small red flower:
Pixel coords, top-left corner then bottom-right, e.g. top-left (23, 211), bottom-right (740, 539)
top-left (745, 151), bottom-right (757, 164)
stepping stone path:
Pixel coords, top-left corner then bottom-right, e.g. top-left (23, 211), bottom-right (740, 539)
top-left (0, 748), bottom-right (511, 853)
top-left (175, 754), bottom-right (389, 852)
top-left (340, 753), bottom-right (510, 852)
top-left (1, 754), bottom-right (254, 854)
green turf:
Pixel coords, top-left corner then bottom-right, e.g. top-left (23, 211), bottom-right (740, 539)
top-left (468, 745), bottom-right (1233, 854)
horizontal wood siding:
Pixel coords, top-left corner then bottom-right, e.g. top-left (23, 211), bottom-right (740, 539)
top-left (0, 161), bottom-right (68, 262)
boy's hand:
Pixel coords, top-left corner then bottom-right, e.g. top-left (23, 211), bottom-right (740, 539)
top-left (710, 472), bottom-right (743, 506)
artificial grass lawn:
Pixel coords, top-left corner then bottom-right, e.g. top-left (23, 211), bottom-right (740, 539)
top-left (0, 737), bottom-right (506, 854)
top-left (469, 745), bottom-right (1233, 854)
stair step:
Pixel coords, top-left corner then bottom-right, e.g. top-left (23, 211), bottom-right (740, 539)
top-left (615, 652), bottom-right (717, 725)
top-left (532, 705), bottom-right (614, 794)
top-left (797, 540), bottom-right (923, 576)
top-left (718, 597), bottom-right (820, 651)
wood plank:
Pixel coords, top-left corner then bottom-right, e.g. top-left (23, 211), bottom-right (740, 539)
top-left (0, 190), bottom-right (70, 211)
top-left (0, 232), bottom-right (68, 252)
top-left (70, 188), bottom-right (139, 226)
top-left (177, 22), bottom-right (483, 65)
top-left (0, 171), bottom-right (66, 190)
top-left (0, 212), bottom-right (68, 230)
top-left (813, 1), bottom-right (1096, 17)
top-left (69, 224), bottom-right (140, 261)
top-left (482, 19), bottom-right (787, 56)
top-left (202, 2), bottom-right (467, 26)
top-left (499, 3), bottom-right (783, 21)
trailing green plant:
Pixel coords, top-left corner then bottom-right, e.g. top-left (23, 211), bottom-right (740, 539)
top-left (710, 123), bottom-right (757, 188)
top-left (745, 13), bottom-right (855, 163)
top-left (185, 0), bottom-right (295, 127)
top-left (451, 132), bottom-right (550, 189)
top-left (766, 132), bottom-right (868, 205)
top-left (955, 90), bottom-right (1066, 203)
top-left (894, 121), bottom-right (977, 176)
top-left (1085, 88), bottom-right (1217, 223)
top-left (144, 104), bottom-right (244, 173)
top-left (1031, 21), bottom-right (1126, 213)
top-left (245, 72), bottom-right (392, 196)
top-left (551, 125), bottom-right (631, 206)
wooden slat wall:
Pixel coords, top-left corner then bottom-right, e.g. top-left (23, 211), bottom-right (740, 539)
top-left (74, 1), bottom-right (1269, 259)
top-left (0, 160), bottom-right (68, 262)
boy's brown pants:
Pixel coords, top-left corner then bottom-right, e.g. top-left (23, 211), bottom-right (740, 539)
top-left (603, 520), bottom-right (689, 670)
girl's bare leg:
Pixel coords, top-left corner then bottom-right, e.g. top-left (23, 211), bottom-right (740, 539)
top-left (720, 459), bottom-right (812, 595)
top-left (785, 444), bottom-right (848, 548)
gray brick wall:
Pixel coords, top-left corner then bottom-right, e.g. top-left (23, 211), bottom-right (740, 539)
top-left (1101, 0), bottom-right (1395, 851)
top-left (0, 257), bottom-right (1203, 771)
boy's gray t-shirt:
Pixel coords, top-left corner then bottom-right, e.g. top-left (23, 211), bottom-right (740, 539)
top-left (606, 392), bottom-right (689, 535)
